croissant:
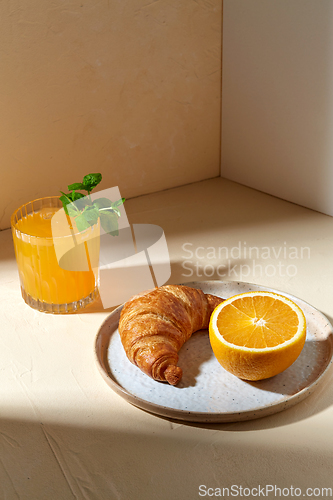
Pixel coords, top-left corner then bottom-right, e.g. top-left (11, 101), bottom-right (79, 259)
top-left (118, 285), bottom-right (224, 385)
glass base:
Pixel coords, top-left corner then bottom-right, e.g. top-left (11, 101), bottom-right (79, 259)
top-left (21, 286), bottom-right (99, 314)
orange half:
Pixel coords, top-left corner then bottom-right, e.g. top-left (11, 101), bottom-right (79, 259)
top-left (209, 291), bottom-right (306, 381)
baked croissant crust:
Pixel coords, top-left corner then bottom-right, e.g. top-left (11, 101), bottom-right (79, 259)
top-left (118, 285), bottom-right (224, 385)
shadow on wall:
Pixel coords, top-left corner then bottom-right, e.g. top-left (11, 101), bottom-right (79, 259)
top-left (221, 0), bottom-right (333, 217)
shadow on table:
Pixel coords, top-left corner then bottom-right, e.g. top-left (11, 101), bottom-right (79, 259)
top-left (1, 409), bottom-right (332, 500)
top-left (75, 292), bottom-right (118, 315)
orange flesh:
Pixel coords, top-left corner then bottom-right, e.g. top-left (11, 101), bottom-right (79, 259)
top-left (216, 296), bottom-right (299, 349)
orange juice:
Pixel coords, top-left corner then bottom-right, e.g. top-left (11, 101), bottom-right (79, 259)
top-left (11, 197), bottom-right (100, 313)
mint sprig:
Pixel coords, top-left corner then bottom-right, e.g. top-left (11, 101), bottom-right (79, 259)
top-left (59, 173), bottom-right (125, 236)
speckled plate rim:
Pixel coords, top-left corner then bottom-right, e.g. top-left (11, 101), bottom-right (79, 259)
top-left (94, 281), bottom-right (333, 423)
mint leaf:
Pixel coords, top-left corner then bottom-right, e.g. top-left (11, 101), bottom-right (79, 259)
top-left (111, 207), bottom-right (121, 217)
top-left (72, 195), bottom-right (90, 212)
top-left (71, 192), bottom-right (85, 201)
top-left (60, 191), bottom-right (72, 203)
top-left (61, 191), bottom-right (85, 203)
top-left (59, 192), bottom-right (74, 216)
top-left (100, 211), bottom-right (119, 236)
top-left (75, 214), bottom-right (91, 232)
top-left (60, 191), bottom-right (87, 216)
top-left (68, 182), bottom-right (85, 191)
top-left (93, 197), bottom-right (112, 210)
top-left (67, 204), bottom-right (79, 217)
top-left (112, 198), bottom-right (125, 208)
top-left (60, 173), bottom-right (124, 237)
top-left (83, 173), bottom-right (102, 193)
top-left (60, 194), bottom-right (70, 206)
top-left (82, 206), bottom-right (99, 226)
top-left (94, 197), bottom-right (124, 217)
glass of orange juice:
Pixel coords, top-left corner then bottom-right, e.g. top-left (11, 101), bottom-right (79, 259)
top-left (11, 196), bottom-right (100, 313)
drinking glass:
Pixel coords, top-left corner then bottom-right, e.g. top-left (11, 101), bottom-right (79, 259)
top-left (11, 196), bottom-right (100, 313)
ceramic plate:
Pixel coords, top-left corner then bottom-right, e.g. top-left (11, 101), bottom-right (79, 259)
top-left (94, 281), bottom-right (333, 422)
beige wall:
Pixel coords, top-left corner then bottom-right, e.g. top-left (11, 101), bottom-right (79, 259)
top-left (0, 0), bottom-right (222, 230)
top-left (221, 0), bottom-right (333, 217)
